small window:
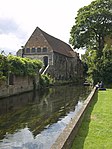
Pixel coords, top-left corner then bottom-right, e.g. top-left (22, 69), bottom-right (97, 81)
top-left (43, 47), bottom-right (47, 52)
top-left (31, 48), bottom-right (36, 53)
top-left (37, 48), bottom-right (41, 52)
top-left (26, 48), bottom-right (30, 53)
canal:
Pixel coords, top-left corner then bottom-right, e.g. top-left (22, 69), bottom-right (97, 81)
top-left (0, 85), bottom-right (91, 149)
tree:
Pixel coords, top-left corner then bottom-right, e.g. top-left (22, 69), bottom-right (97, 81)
top-left (81, 48), bottom-right (99, 84)
top-left (99, 45), bottom-right (112, 84)
top-left (70, 0), bottom-right (112, 57)
top-left (81, 44), bottom-right (112, 84)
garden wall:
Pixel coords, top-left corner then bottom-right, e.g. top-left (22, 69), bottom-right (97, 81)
top-left (0, 75), bottom-right (39, 99)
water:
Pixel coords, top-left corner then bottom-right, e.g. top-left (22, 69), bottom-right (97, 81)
top-left (0, 85), bottom-right (91, 149)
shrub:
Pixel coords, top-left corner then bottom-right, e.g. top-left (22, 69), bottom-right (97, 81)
top-left (39, 74), bottom-right (53, 88)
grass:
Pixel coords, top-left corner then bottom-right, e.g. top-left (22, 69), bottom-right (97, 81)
top-left (71, 89), bottom-right (112, 149)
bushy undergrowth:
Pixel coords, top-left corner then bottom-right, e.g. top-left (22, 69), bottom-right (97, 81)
top-left (39, 74), bottom-right (53, 88)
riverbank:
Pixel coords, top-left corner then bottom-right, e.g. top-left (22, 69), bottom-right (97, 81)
top-left (72, 88), bottom-right (112, 149)
top-left (51, 87), bottom-right (95, 149)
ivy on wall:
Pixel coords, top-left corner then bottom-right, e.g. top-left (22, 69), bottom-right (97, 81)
top-left (0, 54), bottom-right (43, 81)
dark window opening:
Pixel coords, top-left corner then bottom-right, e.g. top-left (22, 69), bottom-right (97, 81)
top-left (31, 48), bottom-right (36, 53)
top-left (43, 56), bottom-right (48, 67)
top-left (26, 48), bottom-right (30, 53)
top-left (43, 47), bottom-right (47, 52)
top-left (37, 48), bottom-right (41, 52)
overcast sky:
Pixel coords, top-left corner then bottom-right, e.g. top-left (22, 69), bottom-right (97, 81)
top-left (0, 0), bottom-right (93, 55)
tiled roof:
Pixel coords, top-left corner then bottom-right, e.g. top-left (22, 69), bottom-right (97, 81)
top-left (25, 27), bottom-right (76, 57)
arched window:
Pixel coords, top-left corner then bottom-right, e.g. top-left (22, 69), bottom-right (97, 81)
top-left (43, 56), bottom-right (48, 67)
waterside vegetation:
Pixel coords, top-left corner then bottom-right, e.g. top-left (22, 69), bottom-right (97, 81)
top-left (0, 54), bottom-right (53, 87)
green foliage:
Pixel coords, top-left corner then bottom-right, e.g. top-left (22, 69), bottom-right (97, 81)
top-left (82, 45), bottom-right (112, 84)
top-left (0, 54), bottom-right (9, 77)
top-left (0, 72), bottom-right (6, 82)
top-left (0, 54), bottom-right (43, 80)
top-left (71, 0), bottom-right (112, 85)
top-left (7, 55), bottom-right (26, 76)
top-left (82, 48), bottom-right (97, 83)
top-left (70, 0), bottom-right (112, 57)
top-left (39, 74), bottom-right (53, 88)
top-left (99, 45), bottom-right (112, 84)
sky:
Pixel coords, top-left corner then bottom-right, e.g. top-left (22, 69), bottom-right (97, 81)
top-left (0, 0), bottom-right (93, 55)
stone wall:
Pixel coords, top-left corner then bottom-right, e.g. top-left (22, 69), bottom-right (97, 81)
top-left (21, 50), bottom-right (84, 82)
top-left (0, 75), bottom-right (39, 99)
top-left (46, 52), bottom-right (83, 81)
top-left (23, 51), bottom-right (53, 67)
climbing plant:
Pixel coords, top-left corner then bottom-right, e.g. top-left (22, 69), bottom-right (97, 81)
top-left (0, 54), bottom-right (43, 81)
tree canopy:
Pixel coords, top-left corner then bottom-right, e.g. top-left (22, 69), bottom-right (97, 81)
top-left (70, 0), bottom-right (112, 57)
top-left (70, 0), bottom-right (112, 84)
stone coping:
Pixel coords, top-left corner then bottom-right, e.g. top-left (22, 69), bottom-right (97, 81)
top-left (51, 87), bottom-right (96, 149)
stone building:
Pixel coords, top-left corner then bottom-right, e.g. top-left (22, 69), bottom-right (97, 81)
top-left (17, 27), bottom-right (83, 81)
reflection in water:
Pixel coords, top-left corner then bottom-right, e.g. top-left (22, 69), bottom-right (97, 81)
top-left (0, 85), bottom-right (91, 149)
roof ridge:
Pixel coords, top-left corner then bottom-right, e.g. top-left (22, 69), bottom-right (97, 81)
top-left (25, 26), bottom-right (76, 57)
top-left (36, 27), bottom-right (55, 52)
top-left (36, 27), bottom-right (75, 57)
top-left (36, 26), bottom-right (72, 49)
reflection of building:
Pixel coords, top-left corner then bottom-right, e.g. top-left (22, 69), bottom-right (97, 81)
top-left (17, 27), bottom-right (83, 80)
